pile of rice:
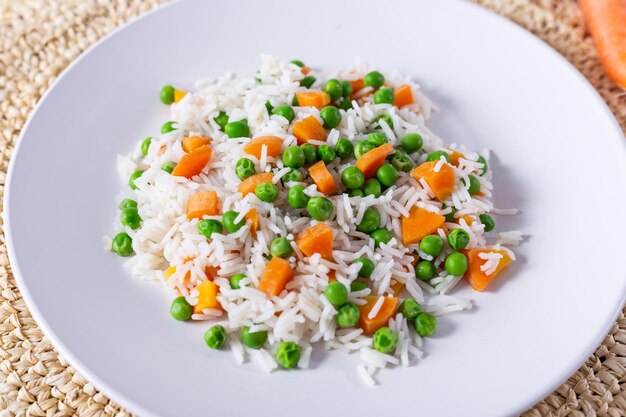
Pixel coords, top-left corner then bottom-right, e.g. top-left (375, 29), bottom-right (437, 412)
top-left (107, 55), bottom-right (522, 385)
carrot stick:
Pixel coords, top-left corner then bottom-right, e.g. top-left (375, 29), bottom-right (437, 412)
top-left (580, 0), bottom-right (626, 88)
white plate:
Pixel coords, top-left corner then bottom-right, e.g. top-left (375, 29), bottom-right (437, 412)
top-left (5, 0), bottom-right (626, 416)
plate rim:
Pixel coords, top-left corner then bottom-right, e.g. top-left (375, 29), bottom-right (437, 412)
top-left (4, 0), bottom-right (626, 416)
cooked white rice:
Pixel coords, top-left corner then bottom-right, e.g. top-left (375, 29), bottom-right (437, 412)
top-left (107, 55), bottom-right (522, 385)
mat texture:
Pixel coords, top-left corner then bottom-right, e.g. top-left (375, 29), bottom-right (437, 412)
top-left (1, 0), bottom-right (625, 415)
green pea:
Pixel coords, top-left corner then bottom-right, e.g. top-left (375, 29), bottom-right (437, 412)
top-left (373, 327), bottom-right (398, 354)
top-left (140, 137), bottom-right (152, 157)
top-left (341, 166), bottom-right (365, 190)
top-left (401, 133), bottom-right (423, 153)
top-left (270, 237), bottom-right (294, 259)
top-left (448, 228), bottom-right (470, 250)
top-left (120, 208), bottom-right (141, 230)
top-left (376, 164), bottom-right (398, 187)
top-left (324, 281), bottom-right (348, 307)
top-left (214, 111), bottom-right (229, 131)
top-left (420, 235), bottom-right (444, 257)
top-left (391, 150), bottom-right (414, 173)
top-left (290, 59), bottom-right (305, 68)
top-left (363, 178), bottom-right (382, 197)
top-left (336, 303), bottom-right (360, 328)
top-left (356, 207), bottom-right (380, 233)
top-left (282, 169), bottom-right (303, 184)
top-left (350, 281), bottom-right (369, 292)
top-left (375, 113), bottom-right (393, 129)
top-left (320, 106), bottom-right (342, 129)
top-left (339, 97), bottom-right (353, 110)
top-left (222, 211), bottom-right (245, 233)
top-left (416, 260), bottom-right (436, 281)
top-left (354, 141), bottom-right (375, 159)
top-left (198, 219), bottom-right (223, 239)
top-left (287, 185), bottom-right (310, 209)
top-left (306, 196), bottom-right (333, 221)
top-left (129, 170), bottom-right (144, 190)
top-left (415, 312), bottom-right (437, 337)
top-left (234, 158), bottom-right (256, 180)
top-left (204, 325), bottom-right (227, 349)
top-left (160, 85), bottom-right (175, 104)
top-left (399, 299), bottom-right (421, 320)
top-left (170, 296), bottom-right (193, 321)
top-left (427, 150), bottom-right (450, 163)
top-left (300, 143), bottom-right (317, 164)
top-left (442, 204), bottom-right (456, 223)
top-left (230, 273), bottom-right (246, 289)
top-left (240, 326), bottom-right (268, 349)
top-left (353, 257), bottom-right (374, 278)
top-left (276, 341), bottom-right (301, 369)
top-left (348, 189), bottom-right (364, 197)
top-left (265, 101), bottom-right (274, 114)
top-left (367, 132), bottom-right (388, 147)
top-left (317, 144), bottom-right (336, 164)
top-left (373, 87), bottom-right (394, 104)
top-left (323, 79), bottom-right (343, 102)
top-left (445, 252), bottom-right (468, 276)
top-left (273, 105), bottom-right (295, 123)
top-left (462, 174), bottom-right (481, 196)
top-left (118, 198), bottom-right (137, 211)
top-left (371, 229), bottom-right (392, 247)
top-left (479, 214), bottom-right (495, 232)
top-left (161, 161), bottom-right (176, 173)
top-left (161, 121), bottom-right (176, 133)
top-left (335, 138), bottom-right (353, 159)
top-left (282, 145), bottom-right (305, 168)
top-left (111, 232), bottom-right (133, 256)
top-left (364, 71), bottom-right (385, 89)
top-left (477, 155), bottom-right (488, 175)
top-left (340, 80), bottom-right (353, 98)
top-left (225, 121), bottom-right (250, 138)
top-left (300, 76), bottom-right (316, 88)
top-left (255, 182), bottom-right (279, 203)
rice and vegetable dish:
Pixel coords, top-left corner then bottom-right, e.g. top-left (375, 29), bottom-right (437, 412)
top-left (107, 56), bottom-right (522, 384)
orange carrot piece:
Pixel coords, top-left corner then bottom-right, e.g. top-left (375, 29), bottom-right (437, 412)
top-left (390, 281), bottom-right (405, 297)
top-left (186, 190), bottom-right (219, 220)
top-left (295, 223), bottom-right (334, 260)
top-left (205, 265), bottom-right (219, 280)
top-left (182, 136), bottom-right (211, 153)
top-left (393, 84), bottom-right (414, 108)
top-left (293, 116), bottom-right (327, 144)
top-left (174, 89), bottom-right (187, 103)
top-left (243, 136), bottom-right (284, 159)
top-left (349, 79), bottom-right (365, 97)
top-left (580, 0), bottom-right (626, 88)
top-left (244, 208), bottom-right (259, 235)
top-left (411, 161), bottom-right (456, 202)
top-left (237, 172), bottom-right (274, 196)
top-left (308, 160), bottom-right (337, 195)
top-left (465, 249), bottom-right (513, 291)
top-left (355, 143), bottom-right (395, 179)
top-left (401, 206), bottom-right (446, 245)
top-left (301, 66), bottom-right (311, 75)
top-left (193, 280), bottom-right (222, 314)
top-left (458, 215), bottom-right (474, 226)
top-left (295, 91), bottom-right (331, 109)
top-left (172, 145), bottom-right (212, 178)
top-left (328, 270), bottom-right (336, 282)
top-left (358, 296), bottom-right (399, 334)
top-left (164, 266), bottom-right (177, 279)
top-left (259, 257), bottom-right (294, 296)
top-left (449, 150), bottom-right (464, 167)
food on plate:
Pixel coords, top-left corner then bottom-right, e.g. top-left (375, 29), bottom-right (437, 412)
top-left (107, 56), bottom-right (522, 384)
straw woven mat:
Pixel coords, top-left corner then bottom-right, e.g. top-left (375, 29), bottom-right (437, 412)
top-left (1, 0), bottom-right (625, 416)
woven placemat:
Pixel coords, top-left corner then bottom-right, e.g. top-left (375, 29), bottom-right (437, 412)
top-left (1, 0), bottom-right (625, 415)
